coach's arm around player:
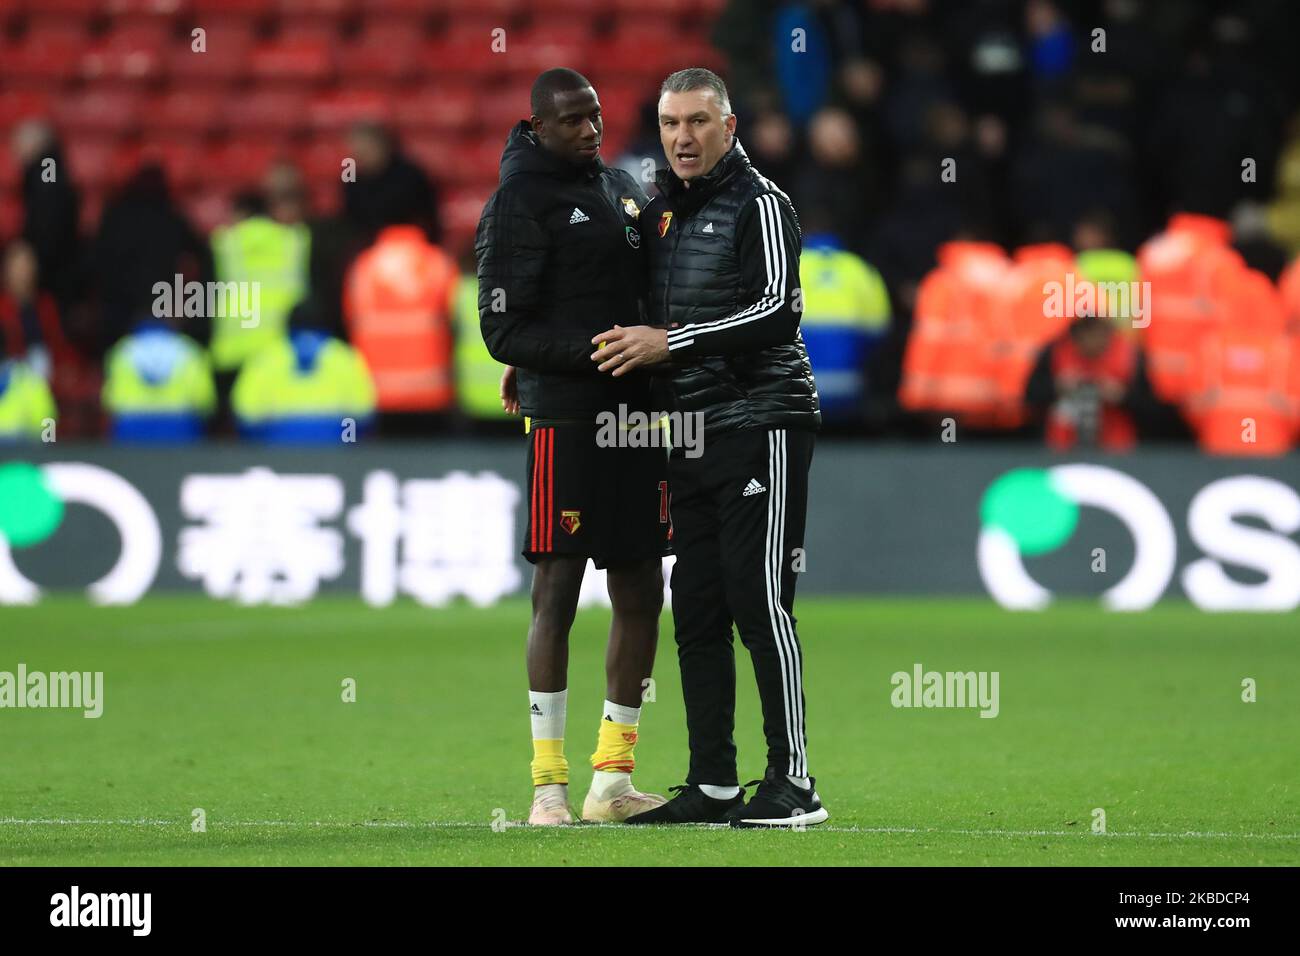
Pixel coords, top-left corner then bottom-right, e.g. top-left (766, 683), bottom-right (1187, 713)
top-left (590, 190), bottom-right (804, 373)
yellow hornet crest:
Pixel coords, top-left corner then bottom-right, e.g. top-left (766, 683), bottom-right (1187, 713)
top-left (658, 211), bottom-right (673, 238)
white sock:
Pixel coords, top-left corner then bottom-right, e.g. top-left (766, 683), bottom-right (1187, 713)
top-left (529, 689), bottom-right (567, 740)
top-left (602, 699), bottom-right (640, 725)
top-left (699, 784), bottom-right (741, 800)
top-left (589, 770), bottom-right (634, 799)
top-left (787, 775), bottom-right (811, 790)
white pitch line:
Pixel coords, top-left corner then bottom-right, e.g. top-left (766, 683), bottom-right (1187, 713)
top-left (0, 818), bottom-right (1296, 841)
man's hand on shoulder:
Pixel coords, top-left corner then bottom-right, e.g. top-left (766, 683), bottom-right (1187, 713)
top-left (591, 325), bottom-right (670, 377)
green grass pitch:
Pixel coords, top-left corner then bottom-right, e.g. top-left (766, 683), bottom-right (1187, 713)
top-left (0, 596), bottom-right (1296, 866)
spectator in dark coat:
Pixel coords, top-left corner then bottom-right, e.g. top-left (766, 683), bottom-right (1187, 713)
top-left (10, 120), bottom-right (82, 311)
top-left (93, 164), bottom-right (210, 349)
top-left (343, 122), bottom-right (442, 245)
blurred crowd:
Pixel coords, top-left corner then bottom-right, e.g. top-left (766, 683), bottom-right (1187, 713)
top-left (3, 0), bottom-right (1300, 454)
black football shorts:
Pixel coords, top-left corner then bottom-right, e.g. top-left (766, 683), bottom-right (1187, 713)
top-left (523, 419), bottom-right (671, 569)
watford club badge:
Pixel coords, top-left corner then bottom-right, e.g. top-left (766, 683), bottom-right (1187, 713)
top-left (621, 196), bottom-right (641, 219)
top-left (560, 510), bottom-right (582, 535)
top-left (658, 210), bottom-right (673, 238)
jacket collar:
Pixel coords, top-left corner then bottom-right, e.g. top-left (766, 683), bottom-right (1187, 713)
top-left (500, 120), bottom-right (605, 184)
top-left (655, 138), bottom-right (750, 213)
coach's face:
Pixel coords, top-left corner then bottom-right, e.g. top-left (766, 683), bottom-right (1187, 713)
top-left (533, 87), bottom-right (603, 165)
top-left (659, 88), bottom-right (736, 182)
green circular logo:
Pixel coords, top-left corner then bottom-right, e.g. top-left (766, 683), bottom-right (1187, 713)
top-left (980, 467), bottom-right (1078, 557)
top-left (0, 462), bottom-right (64, 548)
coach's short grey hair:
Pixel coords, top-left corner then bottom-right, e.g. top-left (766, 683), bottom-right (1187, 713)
top-left (659, 68), bottom-right (732, 116)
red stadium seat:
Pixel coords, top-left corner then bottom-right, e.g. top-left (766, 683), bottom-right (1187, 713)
top-left (298, 137), bottom-right (350, 183)
top-left (0, 90), bottom-right (54, 128)
top-left (438, 0), bottom-right (524, 15)
top-left (610, 0), bottom-right (695, 11)
top-left (589, 81), bottom-right (654, 133)
top-left (1, 37), bottom-right (86, 83)
top-left (103, 0), bottom-right (188, 14)
top-left (65, 138), bottom-right (129, 190)
top-left (477, 86), bottom-right (536, 137)
top-left (248, 38), bottom-right (336, 82)
top-left (141, 89), bottom-right (228, 134)
top-left (436, 138), bottom-right (506, 189)
top-left (23, 15), bottom-right (94, 44)
top-left (205, 139), bottom-right (289, 186)
top-left (393, 85), bottom-right (479, 133)
top-left (589, 36), bottom-right (716, 79)
top-left (495, 34), bottom-right (589, 78)
top-left (307, 88), bottom-right (394, 131)
top-left (274, 16), bottom-right (346, 44)
top-left (21, 0), bottom-right (103, 13)
top-left (54, 90), bottom-right (144, 135)
top-left (226, 88), bottom-right (312, 133)
top-left (420, 39), bottom-right (504, 77)
top-left (191, 0), bottom-right (270, 15)
top-left (522, 0), bottom-right (613, 14)
top-left (606, 13), bottom-right (686, 40)
top-left (404, 137), bottom-right (458, 183)
top-left (166, 24), bottom-right (255, 81)
top-left (276, 0), bottom-right (355, 17)
top-left (0, 194), bottom-right (23, 241)
top-left (79, 29), bottom-right (168, 83)
top-left (336, 24), bottom-right (422, 81)
top-left (357, 0), bottom-right (436, 13)
top-left (440, 185), bottom-right (494, 243)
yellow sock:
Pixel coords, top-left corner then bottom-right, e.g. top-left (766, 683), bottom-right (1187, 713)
top-left (531, 739), bottom-right (568, 786)
top-left (591, 719), bottom-right (638, 775)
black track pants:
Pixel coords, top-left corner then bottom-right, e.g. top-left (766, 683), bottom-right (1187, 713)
top-left (667, 426), bottom-right (814, 786)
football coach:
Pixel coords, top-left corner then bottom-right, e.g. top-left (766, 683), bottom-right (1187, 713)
top-left (590, 68), bottom-right (826, 828)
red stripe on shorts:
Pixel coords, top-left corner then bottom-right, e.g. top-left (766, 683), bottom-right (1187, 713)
top-left (530, 429), bottom-right (540, 553)
top-left (545, 427), bottom-right (555, 551)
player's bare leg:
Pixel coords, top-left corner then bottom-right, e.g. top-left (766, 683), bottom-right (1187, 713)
top-left (582, 558), bottom-right (668, 822)
top-left (526, 555), bottom-right (585, 825)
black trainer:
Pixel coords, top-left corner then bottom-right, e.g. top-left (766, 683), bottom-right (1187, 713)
top-left (624, 784), bottom-right (745, 825)
top-left (725, 767), bottom-right (829, 828)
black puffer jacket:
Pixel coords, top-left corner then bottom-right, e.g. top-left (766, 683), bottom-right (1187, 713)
top-left (475, 121), bottom-right (655, 419)
top-left (644, 139), bottom-right (820, 437)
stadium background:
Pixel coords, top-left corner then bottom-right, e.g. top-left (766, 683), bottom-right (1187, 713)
top-left (0, 0), bottom-right (1298, 866)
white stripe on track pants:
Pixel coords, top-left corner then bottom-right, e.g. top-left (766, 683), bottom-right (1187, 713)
top-left (667, 426), bottom-right (814, 785)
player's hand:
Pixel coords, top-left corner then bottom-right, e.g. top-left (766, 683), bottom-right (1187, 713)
top-left (591, 325), bottom-right (670, 377)
top-left (500, 365), bottom-right (519, 415)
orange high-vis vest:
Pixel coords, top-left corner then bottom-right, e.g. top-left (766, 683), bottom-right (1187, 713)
top-left (1137, 215), bottom-right (1246, 404)
top-left (343, 225), bottom-right (457, 412)
top-left (900, 241), bottom-right (1009, 423)
top-left (990, 243), bottom-right (1076, 425)
top-left (1187, 326), bottom-right (1296, 456)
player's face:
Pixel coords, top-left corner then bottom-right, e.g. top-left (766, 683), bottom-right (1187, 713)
top-left (659, 88), bottom-right (735, 182)
top-left (533, 87), bottom-right (603, 165)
